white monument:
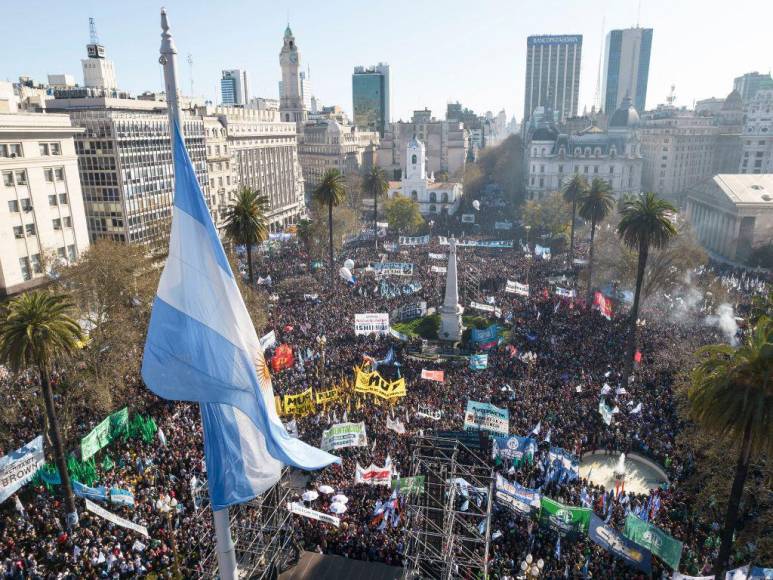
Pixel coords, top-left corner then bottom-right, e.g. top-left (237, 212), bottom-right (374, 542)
top-left (439, 238), bottom-right (463, 341)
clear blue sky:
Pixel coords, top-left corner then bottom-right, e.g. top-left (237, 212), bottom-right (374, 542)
top-left (3, 0), bottom-right (772, 121)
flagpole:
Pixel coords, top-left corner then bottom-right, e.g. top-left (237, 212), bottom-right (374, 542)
top-left (159, 9), bottom-right (238, 580)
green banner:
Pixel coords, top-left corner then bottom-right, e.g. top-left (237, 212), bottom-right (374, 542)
top-left (393, 476), bottom-right (425, 494)
top-left (623, 513), bottom-right (683, 570)
top-left (80, 407), bottom-right (128, 460)
top-left (539, 496), bottom-right (591, 536)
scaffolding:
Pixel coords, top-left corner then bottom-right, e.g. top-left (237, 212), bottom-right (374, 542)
top-left (402, 435), bottom-right (494, 580)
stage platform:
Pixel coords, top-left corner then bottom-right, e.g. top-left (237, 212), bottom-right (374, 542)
top-left (279, 551), bottom-right (402, 580)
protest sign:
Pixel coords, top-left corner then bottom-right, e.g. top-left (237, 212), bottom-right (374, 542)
top-left (287, 502), bottom-right (340, 527)
top-left (506, 280), bottom-right (529, 296)
top-left (470, 301), bottom-right (502, 318)
top-left (430, 265), bottom-right (447, 274)
top-left (354, 313), bottom-right (391, 336)
top-left (355, 461), bottom-right (392, 486)
top-left (386, 416), bottom-right (406, 434)
top-left (398, 235), bottom-right (430, 246)
top-left (81, 408), bottom-right (128, 461)
top-left (539, 496), bottom-right (591, 536)
top-left (393, 475), bottom-right (425, 494)
top-left (624, 513), bottom-right (683, 570)
top-left (555, 287), bottom-right (576, 298)
top-left (421, 369), bottom-right (445, 382)
top-left (354, 367), bottom-right (407, 400)
top-left (417, 404), bottom-right (442, 420)
top-left (0, 436), bottom-right (44, 503)
top-left (589, 514), bottom-right (652, 573)
top-left (469, 354), bottom-right (488, 370)
top-left (85, 499), bottom-right (149, 537)
top-left (464, 401), bottom-right (509, 436)
top-left (428, 253), bottom-right (446, 260)
top-left (471, 324), bottom-right (499, 344)
top-left (495, 474), bottom-right (541, 515)
top-left (259, 330), bottom-right (277, 351)
top-left (594, 292), bottom-right (613, 320)
top-left (391, 302), bottom-right (427, 323)
top-left (372, 262), bottom-right (414, 276)
top-left (283, 388), bottom-right (314, 416)
top-left (492, 436), bottom-right (537, 464)
top-left (321, 422), bottom-right (368, 451)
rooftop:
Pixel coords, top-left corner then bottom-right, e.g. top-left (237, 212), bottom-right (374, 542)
top-left (691, 174), bottom-right (773, 206)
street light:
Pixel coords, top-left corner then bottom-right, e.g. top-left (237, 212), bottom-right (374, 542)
top-left (518, 554), bottom-right (544, 578)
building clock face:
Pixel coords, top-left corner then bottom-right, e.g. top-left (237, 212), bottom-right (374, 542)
top-left (289, 52), bottom-right (297, 64)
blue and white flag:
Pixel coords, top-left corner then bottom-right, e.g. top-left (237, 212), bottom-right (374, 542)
top-left (469, 354), bottom-right (488, 370)
top-left (142, 122), bottom-right (338, 511)
top-left (109, 488), bottom-right (135, 508)
top-left (0, 435), bottom-right (44, 503)
top-left (72, 480), bottom-right (108, 503)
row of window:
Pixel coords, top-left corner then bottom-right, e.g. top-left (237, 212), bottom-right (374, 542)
top-left (7, 193), bottom-right (69, 213)
top-left (18, 245), bottom-right (77, 281)
top-left (409, 191), bottom-right (451, 203)
top-left (3, 168), bottom-right (66, 186)
top-left (0, 142), bottom-right (61, 158)
top-left (12, 217), bottom-right (72, 238)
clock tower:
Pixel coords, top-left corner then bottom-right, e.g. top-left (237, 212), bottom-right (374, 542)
top-left (279, 25), bottom-right (307, 126)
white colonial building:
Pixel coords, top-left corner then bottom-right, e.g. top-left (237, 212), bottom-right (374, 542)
top-left (387, 137), bottom-right (463, 217)
top-left (525, 97), bottom-right (642, 200)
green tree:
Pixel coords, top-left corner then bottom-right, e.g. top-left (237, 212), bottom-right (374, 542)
top-left (383, 195), bottom-right (424, 235)
top-left (578, 178), bottom-right (614, 300)
top-left (617, 192), bottom-right (677, 380)
top-left (223, 187), bottom-right (270, 285)
top-left (689, 316), bottom-right (773, 576)
top-left (362, 165), bottom-right (389, 249)
top-left (296, 218), bottom-right (313, 254)
top-left (313, 169), bottom-right (347, 288)
top-left (0, 292), bottom-right (84, 528)
top-left (563, 174), bottom-right (589, 263)
top-left (521, 191), bottom-right (572, 240)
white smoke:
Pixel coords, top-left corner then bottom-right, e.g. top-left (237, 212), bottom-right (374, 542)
top-left (704, 303), bottom-right (740, 346)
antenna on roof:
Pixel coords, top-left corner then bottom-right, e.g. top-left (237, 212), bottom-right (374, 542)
top-left (594, 16), bottom-right (605, 111)
top-left (667, 84), bottom-right (677, 106)
top-left (89, 17), bottom-right (99, 44)
top-left (636, 0), bottom-right (642, 27)
top-left (187, 53), bottom-right (194, 97)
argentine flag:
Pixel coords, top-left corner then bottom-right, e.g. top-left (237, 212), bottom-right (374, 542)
top-left (142, 122), bottom-right (338, 510)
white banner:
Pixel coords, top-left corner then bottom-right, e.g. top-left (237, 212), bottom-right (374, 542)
top-left (399, 235), bottom-right (430, 246)
top-left (671, 574), bottom-right (715, 580)
top-left (417, 404), bottom-right (443, 420)
top-left (391, 301), bottom-right (427, 323)
top-left (0, 435), bottom-right (44, 503)
top-left (284, 419), bottom-right (299, 438)
top-left (535, 244), bottom-right (551, 260)
top-left (555, 287), bottom-right (576, 298)
top-left (287, 502), bottom-right (341, 527)
top-left (430, 265), bottom-right (447, 274)
top-left (461, 214), bottom-right (475, 223)
top-left (354, 313), bottom-right (390, 336)
top-left (372, 262), bottom-right (414, 276)
top-left (494, 221), bottom-right (513, 230)
top-left (428, 253), bottom-right (446, 260)
top-left (85, 499), bottom-right (149, 537)
top-left (506, 280), bottom-right (529, 296)
top-left (386, 417), bottom-right (406, 434)
top-left (470, 301), bottom-right (502, 318)
top-left (259, 330), bottom-right (277, 351)
top-left (355, 461), bottom-right (392, 486)
top-left (321, 422), bottom-right (368, 451)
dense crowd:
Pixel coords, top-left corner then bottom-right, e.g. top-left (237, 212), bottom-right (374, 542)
top-left (0, 233), bottom-right (769, 579)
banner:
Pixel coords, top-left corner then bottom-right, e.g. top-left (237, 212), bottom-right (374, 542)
top-left (471, 324), bottom-right (499, 344)
top-left (355, 461), bottom-right (392, 486)
top-left (382, 241), bottom-right (399, 253)
top-left (372, 262), bottom-right (414, 276)
top-left (594, 292), bottom-right (613, 320)
top-left (81, 407), bottom-right (129, 461)
top-left (469, 354), bottom-right (488, 370)
top-left (506, 280), bottom-right (529, 296)
top-left (0, 436), bottom-right (44, 503)
top-left (378, 279), bottom-right (422, 299)
top-left (283, 387), bottom-right (315, 416)
top-left (284, 419), bottom-right (299, 438)
top-left (555, 287), bottom-right (576, 298)
top-left (271, 343), bottom-right (294, 372)
top-left (428, 253), bottom-right (446, 260)
top-left (438, 238), bottom-right (513, 248)
top-left (386, 416), bottom-right (406, 434)
top-left (85, 499), bottom-right (149, 537)
top-left (354, 367), bottom-right (407, 400)
top-left (547, 447), bottom-right (580, 481)
top-left (389, 326), bottom-right (410, 342)
top-left (495, 474), bottom-right (541, 515)
top-left (461, 213), bottom-right (475, 223)
top-left (287, 501), bottom-right (340, 527)
top-left (72, 480), bottom-right (108, 502)
top-left (399, 235), bottom-right (430, 246)
top-left (624, 513), bottom-right (683, 570)
top-left (391, 301), bottom-right (427, 323)
top-left (494, 221), bottom-right (513, 230)
top-left (321, 422), bottom-right (368, 451)
top-left (672, 574), bottom-right (715, 580)
top-left (535, 244), bottom-right (552, 260)
top-left (421, 369), bottom-right (445, 382)
top-left (417, 404), bottom-right (442, 420)
top-left (109, 488), bottom-right (135, 508)
top-left (540, 496), bottom-right (592, 536)
top-left (492, 436), bottom-right (537, 464)
top-left (589, 514), bottom-right (652, 573)
top-left (430, 265), bottom-right (447, 274)
top-left (464, 401), bottom-right (509, 436)
top-left (259, 330), bottom-right (277, 351)
top-left (393, 475), bottom-right (425, 494)
top-left (314, 388), bottom-right (340, 407)
top-left (599, 398), bottom-right (615, 426)
top-left (470, 301), bottom-right (502, 318)
top-left (354, 313), bottom-right (391, 336)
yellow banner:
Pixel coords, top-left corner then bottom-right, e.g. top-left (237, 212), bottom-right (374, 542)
top-left (314, 388), bottom-right (340, 406)
top-left (282, 387), bottom-right (315, 416)
top-left (354, 367), bottom-right (407, 401)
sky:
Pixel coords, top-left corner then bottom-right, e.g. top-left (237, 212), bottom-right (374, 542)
top-left (3, 0), bottom-right (773, 122)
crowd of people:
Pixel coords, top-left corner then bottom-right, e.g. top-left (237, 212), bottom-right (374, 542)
top-left (0, 230), bottom-right (769, 579)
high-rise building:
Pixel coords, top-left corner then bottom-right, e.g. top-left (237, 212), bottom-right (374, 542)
top-left (733, 72), bottom-right (773, 103)
top-left (81, 18), bottom-right (118, 91)
top-left (220, 69), bottom-right (248, 106)
top-left (352, 63), bottom-right (390, 136)
top-left (739, 90), bottom-right (773, 175)
top-left (0, 106), bottom-right (90, 294)
top-left (602, 27), bottom-right (653, 114)
top-left (523, 35), bottom-right (582, 124)
top-left (278, 25), bottom-right (307, 126)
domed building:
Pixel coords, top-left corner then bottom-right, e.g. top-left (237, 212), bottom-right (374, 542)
top-left (525, 99), bottom-right (642, 200)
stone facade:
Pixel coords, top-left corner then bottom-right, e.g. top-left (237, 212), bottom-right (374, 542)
top-left (739, 90), bottom-right (773, 175)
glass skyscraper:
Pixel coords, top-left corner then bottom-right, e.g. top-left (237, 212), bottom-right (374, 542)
top-left (523, 35), bottom-right (583, 124)
top-left (352, 63), bottom-right (390, 136)
top-left (602, 28), bottom-right (653, 114)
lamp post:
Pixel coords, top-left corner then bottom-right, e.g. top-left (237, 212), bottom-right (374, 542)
top-left (518, 554), bottom-right (544, 579)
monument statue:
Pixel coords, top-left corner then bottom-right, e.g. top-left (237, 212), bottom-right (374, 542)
top-left (439, 237), bottom-right (464, 342)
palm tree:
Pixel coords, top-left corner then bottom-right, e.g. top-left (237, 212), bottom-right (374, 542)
top-left (689, 317), bottom-right (772, 577)
top-left (362, 165), bottom-right (389, 249)
top-left (0, 291), bottom-right (84, 527)
top-left (562, 174), bottom-right (589, 263)
top-left (617, 192), bottom-right (677, 380)
top-left (578, 178), bottom-right (615, 301)
top-left (296, 218), bottom-right (313, 254)
top-left (313, 169), bottom-right (347, 287)
top-left (223, 187), bottom-right (270, 285)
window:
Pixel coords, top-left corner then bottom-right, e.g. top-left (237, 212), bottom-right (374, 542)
top-left (44, 169), bottom-right (54, 182)
top-left (30, 254), bottom-right (42, 274)
top-left (20, 198), bottom-right (32, 212)
top-left (53, 218), bottom-right (62, 230)
top-left (63, 216), bottom-right (72, 228)
top-left (15, 170), bottom-right (27, 185)
top-left (50, 143), bottom-right (61, 155)
top-left (558, 165), bottom-right (564, 173)
top-left (441, 192), bottom-right (449, 203)
top-left (429, 192), bottom-right (437, 203)
top-left (67, 244), bottom-right (77, 261)
top-left (594, 166), bottom-right (599, 174)
top-left (411, 190), bottom-right (418, 201)
top-left (3, 172), bottom-right (13, 186)
top-left (8, 200), bottom-right (18, 212)
top-left (25, 223), bottom-right (36, 236)
top-left (39, 143), bottom-right (50, 156)
top-left (55, 168), bottom-right (64, 181)
top-left (411, 154), bottom-right (417, 165)
top-left (19, 257), bottom-right (31, 281)
top-left (59, 193), bottom-right (68, 204)
top-left (430, 204), bottom-right (437, 213)
top-left (49, 195), bottom-right (57, 206)
top-left (13, 226), bottom-right (23, 239)
top-left (57, 247), bottom-right (66, 259)
top-left (1, 143), bottom-right (22, 158)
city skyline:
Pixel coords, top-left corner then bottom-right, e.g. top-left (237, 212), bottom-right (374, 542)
top-left (2, 0), bottom-right (773, 122)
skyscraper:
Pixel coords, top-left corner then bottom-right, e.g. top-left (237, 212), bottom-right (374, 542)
top-left (602, 27), bottom-right (653, 114)
top-left (352, 63), bottom-right (390, 136)
top-left (733, 72), bottom-right (773, 103)
top-left (523, 35), bottom-right (582, 124)
top-left (220, 69), bottom-right (248, 106)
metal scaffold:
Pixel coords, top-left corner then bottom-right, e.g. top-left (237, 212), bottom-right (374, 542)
top-left (401, 435), bottom-right (494, 580)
